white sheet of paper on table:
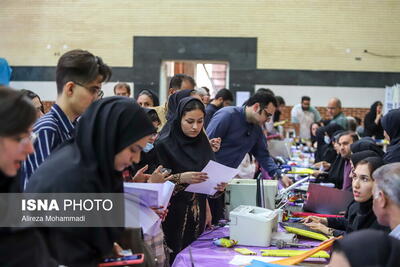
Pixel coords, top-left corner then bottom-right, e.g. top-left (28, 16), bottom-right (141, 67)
top-left (229, 254), bottom-right (325, 265)
top-left (185, 160), bottom-right (239, 195)
top-left (229, 255), bottom-right (286, 265)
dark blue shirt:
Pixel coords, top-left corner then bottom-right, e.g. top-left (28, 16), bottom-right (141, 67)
top-left (21, 104), bottom-right (75, 189)
top-left (206, 106), bottom-right (280, 177)
top-left (204, 103), bottom-right (219, 128)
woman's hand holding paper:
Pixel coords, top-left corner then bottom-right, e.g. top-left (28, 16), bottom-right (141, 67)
top-left (180, 172), bottom-right (209, 184)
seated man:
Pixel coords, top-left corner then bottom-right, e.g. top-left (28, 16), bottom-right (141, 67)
top-left (324, 131), bottom-right (358, 189)
top-left (372, 163), bottom-right (400, 240)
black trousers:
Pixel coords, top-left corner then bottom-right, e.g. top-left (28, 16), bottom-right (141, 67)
top-left (208, 194), bottom-right (225, 225)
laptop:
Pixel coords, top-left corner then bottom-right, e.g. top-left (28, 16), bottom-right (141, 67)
top-left (267, 139), bottom-right (292, 159)
top-left (303, 183), bottom-right (354, 215)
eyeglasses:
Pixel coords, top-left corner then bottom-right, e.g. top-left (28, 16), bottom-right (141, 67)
top-left (263, 109), bottom-right (273, 118)
top-left (74, 81), bottom-right (103, 98)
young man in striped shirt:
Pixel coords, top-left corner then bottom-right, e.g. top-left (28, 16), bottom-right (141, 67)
top-left (21, 49), bottom-right (111, 189)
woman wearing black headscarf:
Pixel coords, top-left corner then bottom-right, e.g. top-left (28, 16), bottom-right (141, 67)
top-left (349, 150), bottom-right (380, 168)
top-left (136, 89), bottom-right (160, 107)
top-left (315, 123), bottom-right (344, 163)
top-left (350, 137), bottom-right (384, 157)
top-left (309, 122), bottom-right (321, 148)
top-left (125, 108), bottom-right (165, 182)
top-left (304, 157), bottom-right (389, 236)
top-left (165, 89), bottom-right (195, 121)
top-left (133, 108), bottom-right (161, 174)
top-left (155, 97), bottom-right (221, 263)
top-left (26, 97), bottom-right (156, 266)
top-left (364, 101), bottom-right (384, 139)
top-left (330, 229), bottom-right (400, 267)
top-left (0, 87), bottom-right (57, 266)
top-left (382, 109), bottom-right (400, 164)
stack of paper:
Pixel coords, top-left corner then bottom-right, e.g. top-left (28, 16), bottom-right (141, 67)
top-left (124, 181), bottom-right (175, 236)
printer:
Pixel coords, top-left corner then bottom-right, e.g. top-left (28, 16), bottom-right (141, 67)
top-left (225, 179), bottom-right (278, 213)
top-left (229, 205), bottom-right (279, 247)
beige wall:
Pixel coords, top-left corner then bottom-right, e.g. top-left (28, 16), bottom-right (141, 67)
top-left (1, 0), bottom-right (399, 71)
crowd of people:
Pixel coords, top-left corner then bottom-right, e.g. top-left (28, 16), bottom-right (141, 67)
top-left (1, 49), bottom-right (400, 266)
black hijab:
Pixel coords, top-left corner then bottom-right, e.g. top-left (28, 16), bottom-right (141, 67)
top-left (144, 107), bottom-right (158, 116)
top-left (364, 156), bottom-right (384, 171)
top-left (26, 97), bottom-right (156, 266)
top-left (333, 229), bottom-right (400, 267)
top-left (322, 129), bottom-right (346, 164)
top-left (143, 107), bottom-right (160, 125)
top-left (364, 101), bottom-right (384, 139)
top-left (382, 109), bottom-right (400, 164)
top-left (160, 89), bottom-right (195, 140)
top-left (130, 108), bottom-right (160, 174)
top-left (368, 101), bottom-right (382, 119)
top-left (273, 110), bottom-right (281, 123)
top-left (326, 155), bottom-right (345, 189)
top-left (350, 137), bottom-right (384, 157)
top-left (136, 89), bottom-right (160, 107)
top-left (347, 157), bottom-right (385, 235)
top-left (166, 89), bottom-right (194, 121)
top-left (332, 130), bottom-right (345, 142)
top-left (315, 123), bottom-right (344, 163)
top-left (350, 151), bottom-right (380, 167)
top-left (155, 97), bottom-right (214, 173)
top-left (310, 122), bottom-right (320, 145)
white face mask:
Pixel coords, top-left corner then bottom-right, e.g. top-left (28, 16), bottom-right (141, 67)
top-left (142, 142), bottom-right (154, 153)
top-left (324, 136), bottom-right (331, 144)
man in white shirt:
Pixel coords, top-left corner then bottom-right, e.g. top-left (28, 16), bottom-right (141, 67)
top-left (372, 163), bottom-right (400, 240)
top-left (291, 96), bottom-right (321, 139)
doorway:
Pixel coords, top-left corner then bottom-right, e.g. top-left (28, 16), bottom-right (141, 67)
top-left (160, 60), bottom-right (229, 104)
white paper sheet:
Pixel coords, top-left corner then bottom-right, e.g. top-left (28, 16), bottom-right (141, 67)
top-left (124, 181), bottom-right (175, 236)
top-left (185, 160), bottom-right (238, 195)
top-left (124, 181), bottom-right (175, 209)
top-left (124, 200), bottom-right (160, 235)
top-left (124, 186), bottom-right (158, 207)
top-left (229, 255), bottom-right (286, 265)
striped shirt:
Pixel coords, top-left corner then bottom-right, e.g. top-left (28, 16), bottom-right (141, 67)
top-left (21, 104), bottom-right (75, 190)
